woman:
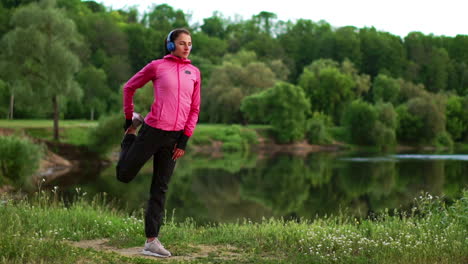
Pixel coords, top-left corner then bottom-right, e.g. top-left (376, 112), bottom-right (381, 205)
top-left (116, 28), bottom-right (201, 258)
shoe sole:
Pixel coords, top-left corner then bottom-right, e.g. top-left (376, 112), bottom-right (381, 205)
top-left (141, 249), bottom-right (170, 258)
top-left (132, 113), bottom-right (144, 129)
top-left (131, 121), bottom-right (143, 129)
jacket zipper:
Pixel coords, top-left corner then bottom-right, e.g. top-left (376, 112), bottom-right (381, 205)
top-left (173, 63), bottom-right (180, 130)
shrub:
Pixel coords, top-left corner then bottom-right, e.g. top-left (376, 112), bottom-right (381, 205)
top-left (396, 97), bottom-right (445, 144)
top-left (372, 121), bottom-right (396, 151)
top-left (241, 82), bottom-right (310, 143)
top-left (88, 113), bottom-right (123, 154)
top-left (343, 100), bottom-right (397, 149)
top-left (0, 135), bottom-right (43, 187)
top-left (435, 131), bottom-right (454, 150)
top-left (306, 115), bottom-right (333, 145)
top-left (446, 95), bottom-right (468, 141)
top-left (372, 74), bottom-right (400, 104)
top-left (342, 100), bottom-right (378, 145)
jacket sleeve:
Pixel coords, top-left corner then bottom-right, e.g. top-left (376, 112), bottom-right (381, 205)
top-left (123, 62), bottom-right (156, 119)
top-left (183, 69), bottom-right (201, 137)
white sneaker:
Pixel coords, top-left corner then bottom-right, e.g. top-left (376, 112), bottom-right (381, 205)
top-left (132, 112), bottom-right (144, 129)
top-left (142, 238), bottom-right (171, 258)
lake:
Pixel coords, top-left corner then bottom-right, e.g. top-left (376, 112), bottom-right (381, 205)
top-left (47, 151), bottom-right (468, 224)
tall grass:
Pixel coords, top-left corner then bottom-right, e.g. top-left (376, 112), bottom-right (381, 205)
top-left (0, 189), bottom-right (466, 263)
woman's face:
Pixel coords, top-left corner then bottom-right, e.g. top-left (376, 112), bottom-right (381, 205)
top-left (171, 33), bottom-right (192, 59)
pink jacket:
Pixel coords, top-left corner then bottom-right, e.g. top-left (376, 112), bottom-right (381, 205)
top-left (123, 54), bottom-right (201, 137)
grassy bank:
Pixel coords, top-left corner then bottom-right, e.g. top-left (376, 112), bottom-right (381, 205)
top-left (0, 190), bottom-right (466, 264)
top-left (0, 119), bottom-right (97, 146)
top-left (0, 119), bottom-right (265, 152)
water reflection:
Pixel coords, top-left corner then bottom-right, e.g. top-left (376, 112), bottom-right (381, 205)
top-left (48, 151), bottom-right (468, 224)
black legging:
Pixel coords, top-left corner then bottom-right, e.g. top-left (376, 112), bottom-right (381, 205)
top-left (116, 123), bottom-right (182, 237)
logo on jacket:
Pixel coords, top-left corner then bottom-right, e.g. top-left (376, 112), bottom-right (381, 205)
top-left (184, 70), bottom-right (191, 74)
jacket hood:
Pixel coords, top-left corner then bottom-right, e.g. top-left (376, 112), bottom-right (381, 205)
top-left (163, 54), bottom-right (191, 64)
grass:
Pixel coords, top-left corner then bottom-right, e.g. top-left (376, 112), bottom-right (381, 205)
top-left (186, 124), bottom-right (264, 152)
top-left (0, 189), bottom-right (466, 264)
top-left (0, 120), bottom-right (267, 150)
top-left (0, 119), bottom-right (98, 128)
top-left (0, 119), bottom-right (98, 146)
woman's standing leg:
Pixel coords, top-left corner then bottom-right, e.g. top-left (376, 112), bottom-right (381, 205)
top-left (142, 138), bottom-right (177, 257)
top-left (145, 142), bottom-right (177, 238)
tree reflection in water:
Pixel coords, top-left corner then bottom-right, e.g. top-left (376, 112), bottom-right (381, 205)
top-left (51, 151), bottom-right (468, 224)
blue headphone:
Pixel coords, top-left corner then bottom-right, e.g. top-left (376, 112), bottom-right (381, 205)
top-left (166, 30), bottom-right (175, 52)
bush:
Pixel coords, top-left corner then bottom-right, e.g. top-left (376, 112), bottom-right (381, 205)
top-left (435, 131), bottom-right (454, 150)
top-left (342, 100), bottom-right (397, 149)
top-left (376, 102), bottom-right (397, 130)
top-left (306, 113), bottom-right (333, 144)
top-left (446, 95), bottom-right (468, 141)
top-left (0, 135), bottom-right (43, 187)
top-left (396, 97), bottom-right (445, 144)
top-left (241, 82), bottom-right (310, 143)
top-left (88, 113), bottom-right (123, 154)
top-left (372, 74), bottom-right (400, 104)
top-left (342, 100), bottom-right (378, 145)
top-left (372, 121), bottom-right (396, 151)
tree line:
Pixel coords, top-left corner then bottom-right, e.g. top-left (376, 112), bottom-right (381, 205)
top-left (1, 0), bottom-right (468, 145)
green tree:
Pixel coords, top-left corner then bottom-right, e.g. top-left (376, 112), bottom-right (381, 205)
top-left (142, 4), bottom-right (189, 33)
top-left (76, 65), bottom-right (110, 120)
top-left (396, 97), bottom-right (446, 144)
top-left (299, 59), bottom-right (356, 123)
top-left (1, 0), bottom-right (83, 140)
top-left (241, 82), bottom-right (311, 143)
top-left (448, 60), bottom-right (468, 96)
top-left (124, 23), bottom-right (163, 73)
top-left (426, 47), bottom-right (450, 92)
top-left (191, 32), bottom-right (227, 64)
top-left (278, 19), bottom-right (334, 81)
top-left (445, 95), bottom-right (468, 141)
top-left (404, 33), bottom-right (451, 93)
top-left (342, 100), bottom-right (396, 148)
top-left (0, 79), bottom-right (7, 117)
top-left (201, 12), bottom-right (226, 39)
top-left (342, 100), bottom-right (378, 145)
top-left (341, 59), bottom-right (371, 97)
top-left (203, 50), bottom-right (277, 123)
top-left (374, 102), bottom-right (397, 149)
top-left (224, 13), bottom-right (284, 60)
top-left (76, 12), bottom-right (131, 91)
top-left (397, 78), bottom-right (429, 104)
top-left (0, 2), bottom-right (13, 37)
top-left (253, 11), bottom-right (277, 36)
top-left (333, 26), bottom-right (362, 67)
top-left (359, 27), bottom-right (405, 78)
top-left (372, 74), bottom-right (401, 104)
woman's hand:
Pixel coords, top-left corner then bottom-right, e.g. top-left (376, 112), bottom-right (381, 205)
top-left (172, 145), bottom-right (185, 161)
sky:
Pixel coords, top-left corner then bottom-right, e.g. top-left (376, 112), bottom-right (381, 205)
top-left (97, 0), bottom-right (468, 37)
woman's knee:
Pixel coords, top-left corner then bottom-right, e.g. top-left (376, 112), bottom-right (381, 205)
top-left (116, 164), bottom-right (136, 183)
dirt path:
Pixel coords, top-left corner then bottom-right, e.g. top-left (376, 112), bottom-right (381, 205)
top-left (67, 239), bottom-right (242, 261)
